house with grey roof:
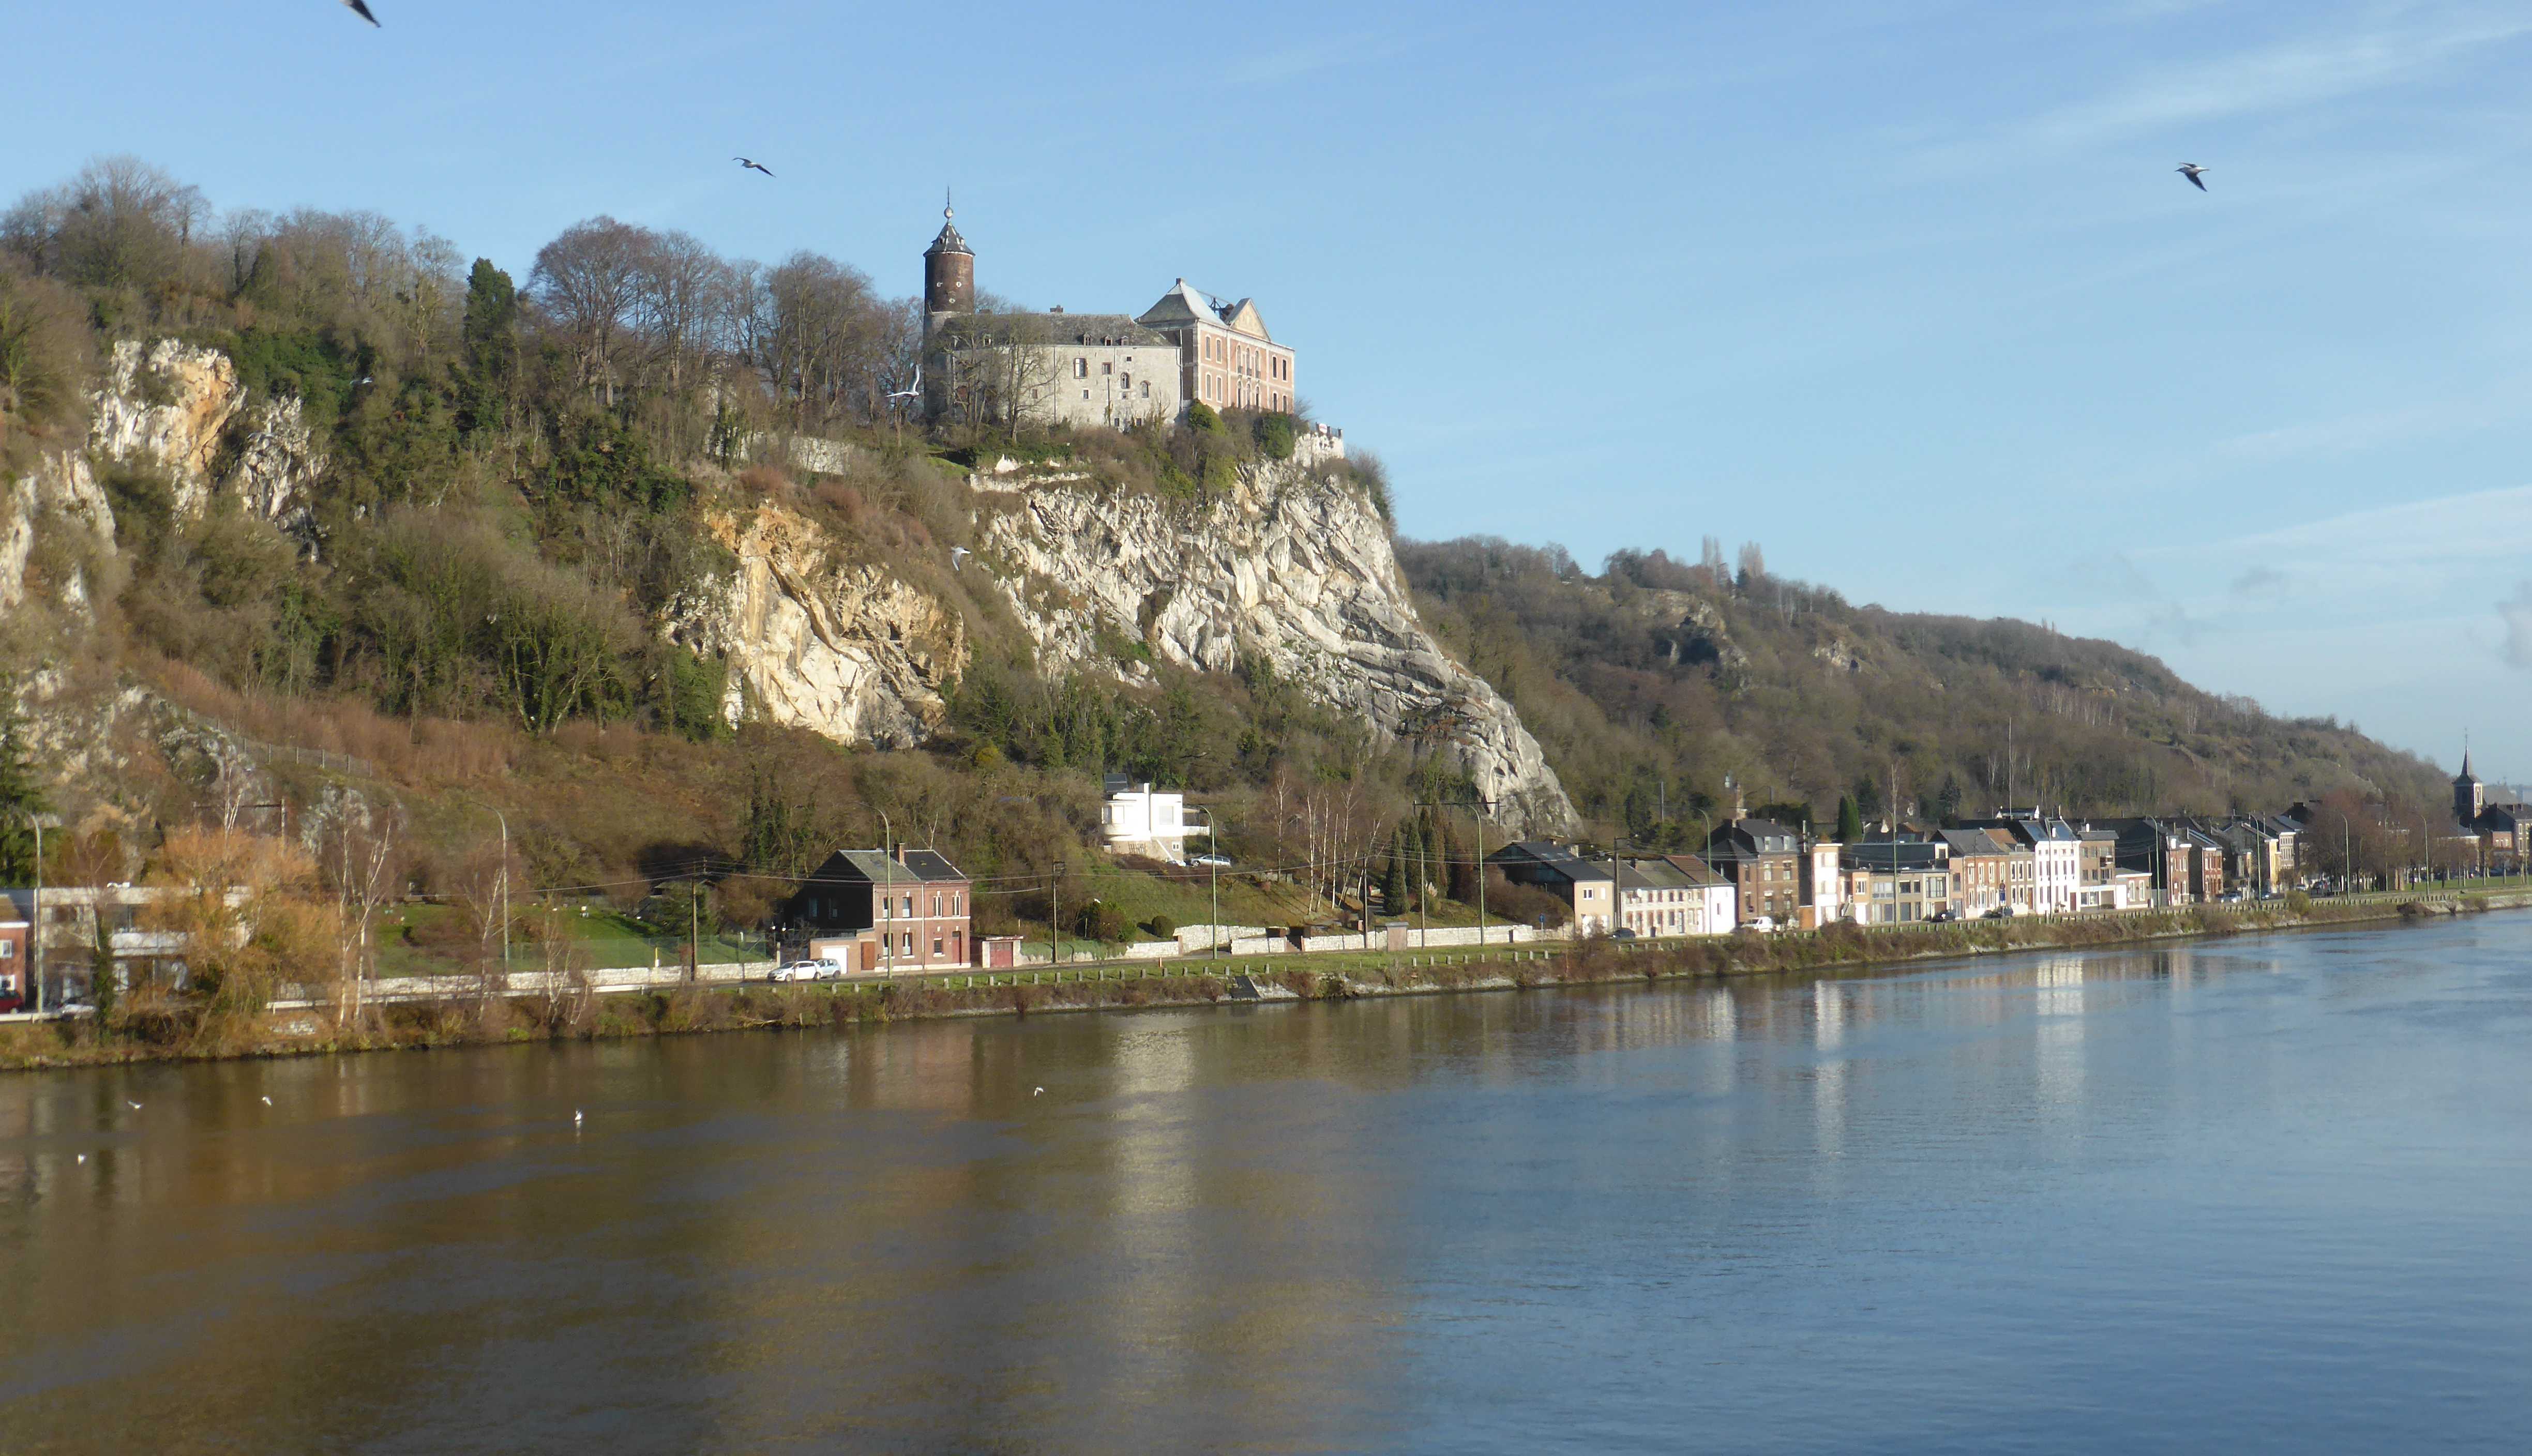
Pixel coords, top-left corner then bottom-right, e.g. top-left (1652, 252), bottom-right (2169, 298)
top-left (780, 848), bottom-right (973, 973)
top-left (1616, 856), bottom-right (1735, 938)
top-left (1485, 840), bottom-right (1615, 934)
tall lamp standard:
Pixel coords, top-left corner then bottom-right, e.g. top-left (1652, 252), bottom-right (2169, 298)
top-left (1186, 808), bottom-right (1222, 955)
top-left (463, 800), bottom-right (510, 967)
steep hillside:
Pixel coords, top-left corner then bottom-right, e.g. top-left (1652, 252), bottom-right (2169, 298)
top-left (1398, 540), bottom-right (2448, 839)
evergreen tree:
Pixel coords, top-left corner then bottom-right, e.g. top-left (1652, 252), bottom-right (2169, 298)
top-left (455, 259), bottom-right (518, 440)
top-left (1382, 836), bottom-right (1409, 911)
top-left (1836, 794), bottom-right (1864, 845)
top-left (0, 682), bottom-right (48, 884)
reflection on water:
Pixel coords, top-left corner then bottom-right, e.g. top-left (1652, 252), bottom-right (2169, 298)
top-left (6, 918), bottom-right (2532, 1453)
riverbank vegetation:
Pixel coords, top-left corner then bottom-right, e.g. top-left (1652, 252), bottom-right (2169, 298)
top-left (0, 891), bottom-right (2487, 1072)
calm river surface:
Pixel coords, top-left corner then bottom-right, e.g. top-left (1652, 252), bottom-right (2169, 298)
top-left (4, 915), bottom-right (2530, 1453)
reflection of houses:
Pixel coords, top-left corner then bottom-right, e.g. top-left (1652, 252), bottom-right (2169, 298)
top-left (1484, 841), bottom-right (1615, 934)
top-left (779, 849), bottom-right (972, 971)
top-left (1102, 776), bottom-right (1189, 863)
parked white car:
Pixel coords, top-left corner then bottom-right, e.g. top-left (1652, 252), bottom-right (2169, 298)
top-left (774, 958), bottom-right (845, 982)
top-left (1740, 916), bottom-right (1776, 934)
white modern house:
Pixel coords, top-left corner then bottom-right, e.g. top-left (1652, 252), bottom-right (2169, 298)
top-left (1102, 776), bottom-right (1189, 862)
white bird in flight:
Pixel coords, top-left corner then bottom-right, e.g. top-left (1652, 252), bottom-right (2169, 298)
top-left (261, 1096), bottom-right (273, 1106)
top-left (2176, 163), bottom-right (2210, 192)
top-left (126, 1100), bottom-right (142, 1111)
top-left (341, 0), bottom-right (380, 25)
top-left (77, 1154), bottom-right (86, 1164)
top-left (734, 158), bottom-right (776, 178)
top-left (1033, 1086), bottom-right (1045, 1096)
top-left (574, 1110), bottom-right (584, 1127)
top-left (951, 547), bottom-right (971, 572)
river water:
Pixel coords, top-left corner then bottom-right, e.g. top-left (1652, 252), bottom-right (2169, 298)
top-left (3, 915), bottom-right (2529, 1453)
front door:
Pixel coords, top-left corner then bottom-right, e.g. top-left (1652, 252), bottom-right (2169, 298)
top-left (860, 939), bottom-right (878, 973)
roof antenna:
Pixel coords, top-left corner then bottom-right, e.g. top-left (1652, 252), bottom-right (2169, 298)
top-left (945, 185), bottom-right (954, 222)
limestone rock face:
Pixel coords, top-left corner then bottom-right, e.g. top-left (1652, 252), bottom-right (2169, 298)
top-left (0, 450), bottom-right (117, 613)
top-left (671, 502), bottom-right (968, 749)
top-left (86, 339), bottom-right (325, 528)
top-left (973, 462), bottom-right (1575, 834)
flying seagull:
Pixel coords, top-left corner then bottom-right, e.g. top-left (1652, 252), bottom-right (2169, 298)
top-left (1033, 1086), bottom-right (1045, 1096)
top-left (885, 363), bottom-right (923, 406)
top-left (341, 0), bottom-right (381, 25)
top-left (77, 1154), bottom-right (86, 1164)
top-left (951, 547), bottom-right (971, 572)
top-left (574, 1109), bottom-right (584, 1127)
top-left (261, 1096), bottom-right (273, 1106)
top-left (2176, 163), bottom-right (2210, 191)
top-left (734, 158), bottom-right (776, 178)
top-left (126, 1100), bottom-right (142, 1110)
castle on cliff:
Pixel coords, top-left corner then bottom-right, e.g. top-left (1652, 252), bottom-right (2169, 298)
top-left (916, 206), bottom-right (1299, 431)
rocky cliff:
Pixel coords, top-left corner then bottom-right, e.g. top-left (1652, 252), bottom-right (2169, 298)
top-left (967, 460), bottom-right (1575, 832)
top-left (670, 501), bottom-right (968, 749)
top-left (85, 338), bottom-right (326, 530)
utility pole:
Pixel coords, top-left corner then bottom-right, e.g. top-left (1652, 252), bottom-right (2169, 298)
top-left (1050, 868), bottom-right (1061, 968)
top-left (879, 812), bottom-right (894, 977)
top-left (687, 877), bottom-right (700, 983)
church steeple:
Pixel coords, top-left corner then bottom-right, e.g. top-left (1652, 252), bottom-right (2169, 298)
top-left (2453, 734), bottom-right (2483, 824)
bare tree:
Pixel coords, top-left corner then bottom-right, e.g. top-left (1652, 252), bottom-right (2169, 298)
top-left (318, 797), bottom-right (404, 1028)
top-left (530, 216), bottom-right (653, 405)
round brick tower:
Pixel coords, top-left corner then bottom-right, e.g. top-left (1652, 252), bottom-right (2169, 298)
top-left (924, 203), bottom-right (973, 332)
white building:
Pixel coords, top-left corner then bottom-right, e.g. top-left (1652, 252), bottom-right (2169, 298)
top-left (1102, 776), bottom-right (1189, 862)
top-left (1615, 856), bottom-right (1737, 937)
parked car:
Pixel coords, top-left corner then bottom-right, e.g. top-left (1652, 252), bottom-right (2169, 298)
top-left (0, 991), bottom-right (20, 1015)
top-left (1611, 928), bottom-right (1638, 941)
top-left (774, 958), bottom-right (845, 982)
top-left (1189, 854), bottom-right (1233, 868)
top-left (1982, 905), bottom-right (2016, 919)
top-left (1738, 916), bottom-right (1776, 934)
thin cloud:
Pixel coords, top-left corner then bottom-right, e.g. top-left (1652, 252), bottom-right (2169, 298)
top-left (2500, 582), bottom-right (2532, 668)
top-left (2231, 565), bottom-right (2288, 597)
top-left (1910, 6), bottom-right (2532, 174)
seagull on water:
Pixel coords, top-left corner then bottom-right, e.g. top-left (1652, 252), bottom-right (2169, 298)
top-left (734, 158), bottom-right (776, 178)
top-left (2176, 163), bottom-right (2210, 192)
top-left (340, 0), bottom-right (381, 25)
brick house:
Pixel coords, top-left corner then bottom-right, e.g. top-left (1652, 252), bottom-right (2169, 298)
top-left (1844, 838), bottom-right (1954, 923)
top-left (1938, 829), bottom-right (2012, 917)
top-left (781, 848), bottom-right (973, 972)
top-left (1702, 818), bottom-right (1804, 927)
top-left (0, 892), bottom-right (27, 1011)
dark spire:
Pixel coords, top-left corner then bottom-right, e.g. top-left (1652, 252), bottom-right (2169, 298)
top-left (926, 191), bottom-right (970, 258)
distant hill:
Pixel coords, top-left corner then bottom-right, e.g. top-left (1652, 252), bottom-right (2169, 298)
top-left (1396, 538), bottom-right (2446, 841)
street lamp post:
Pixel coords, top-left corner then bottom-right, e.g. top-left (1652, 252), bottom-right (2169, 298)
top-left (1187, 808), bottom-right (1221, 955)
top-left (464, 800), bottom-right (510, 966)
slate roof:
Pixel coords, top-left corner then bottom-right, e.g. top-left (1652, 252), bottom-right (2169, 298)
top-left (1707, 818), bottom-right (1803, 859)
top-left (1487, 840), bottom-right (1616, 884)
top-left (1615, 858), bottom-right (1696, 893)
top-left (933, 313), bottom-right (1172, 348)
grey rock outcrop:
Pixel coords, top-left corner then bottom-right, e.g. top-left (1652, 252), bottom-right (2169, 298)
top-left (972, 462), bottom-right (1574, 833)
top-left (1, 450), bottom-right (116, 614)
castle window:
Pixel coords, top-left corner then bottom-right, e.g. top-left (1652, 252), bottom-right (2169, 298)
top-left (1102, 361), bottom-right (1113, 375)
top-left (1081, 389), bottom-right (1090, 400)
top-left (1140, 382), bottom-right (1150, 399)
top-left (1121, 372), bottom-right (1131, 388)
top-left (1075, 358), bottom-right (1088, 378)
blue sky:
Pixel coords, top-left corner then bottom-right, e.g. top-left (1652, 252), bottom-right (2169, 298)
top-left (12, 1), bottom-right (2532, 781)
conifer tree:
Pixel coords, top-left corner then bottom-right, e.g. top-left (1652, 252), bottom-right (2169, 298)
top-left (1383, 836), bottom-right (1409, 911)
top-left (0, 681), bottom-right (48, 884)
top-left (1836, 794), bottom-right (1864, 845)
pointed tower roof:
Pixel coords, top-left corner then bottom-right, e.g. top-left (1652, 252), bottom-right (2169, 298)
top-left (925, 198), bottom-right (970, 259)
top-left (1136, 279), bottom-right (1212, 329)
top-left (2455, 734), bottom-right (2477, 784)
